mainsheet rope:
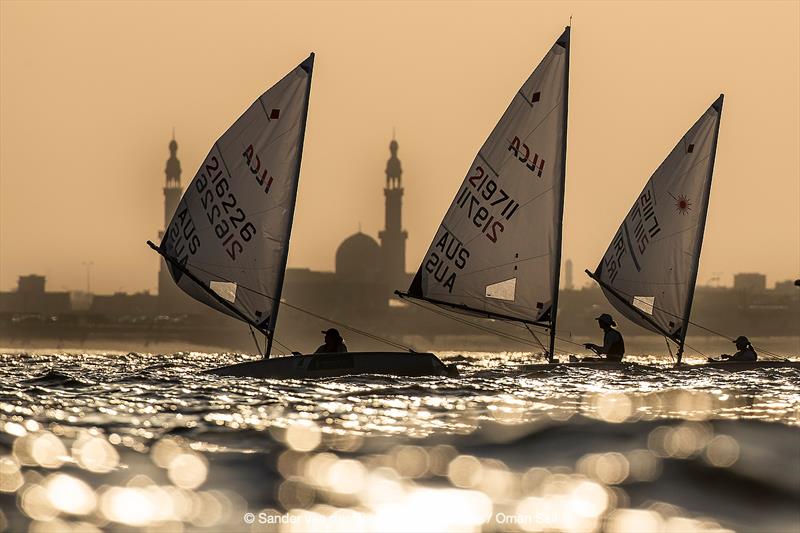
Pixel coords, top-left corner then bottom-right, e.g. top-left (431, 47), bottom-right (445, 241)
top-left (593, 280), bottom-right (786, 361)
top-left (180, 260), bottom-right (787, 362)
top-left (187, 263), bottom-right (413, 353)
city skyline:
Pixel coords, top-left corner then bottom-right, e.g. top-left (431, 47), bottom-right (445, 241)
top-left (1, 1), bottom-right (798, 294)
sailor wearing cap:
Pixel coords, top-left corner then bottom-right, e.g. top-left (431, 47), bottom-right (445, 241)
top-left (314, 328), bottom-right (349, 354)
top-left (581, 313), bottom-right (625, 362)
top-left (714, 335), bottom-right (757, 362)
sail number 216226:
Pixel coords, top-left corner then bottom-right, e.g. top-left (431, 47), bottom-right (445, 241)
top-left (195, 156), bottom-right (257, 261)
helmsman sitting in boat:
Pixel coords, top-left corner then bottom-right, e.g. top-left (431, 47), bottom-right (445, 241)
top-left (579, 313), bottom-right (625, 362)
top-left (712, 336), bottom-right (757, 362)
top-left (314, 328), bottom-right (348, 354)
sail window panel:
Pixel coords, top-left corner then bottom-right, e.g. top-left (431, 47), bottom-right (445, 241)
top-left (210, 281), bottom-right (237, 303)
top-left (633, 296), bottom-right (655, 315)
top-left (485, 278), bottom-right (517, 301)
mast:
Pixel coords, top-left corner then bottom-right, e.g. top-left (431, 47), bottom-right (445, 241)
top-left (266, 53), bottom-right (315, 358)
top-left (676, 94), bottom-right (724, 364)
top-left (548, 25), bottom-right (570, 363)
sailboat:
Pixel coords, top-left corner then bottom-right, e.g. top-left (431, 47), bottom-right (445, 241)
top-left (397, 27), bottom-right (571, 362)
top-left (580, 95), bottom-right (796, 371)
top-left (148, 54), bottom-right (455, 379)
top-left (585, 95), bottom-right (726, 368)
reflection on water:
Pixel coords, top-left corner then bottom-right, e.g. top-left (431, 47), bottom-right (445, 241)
top-left (0, 349), bottom-right (798, 531)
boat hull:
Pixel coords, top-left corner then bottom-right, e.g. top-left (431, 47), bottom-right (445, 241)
top-left (207, 352), bottom-right (457, 379)
top-left (521, 361), bottom-right (640, 373)
top-left (520, 360), bottom-right (800, 374)
top-left (670, 361), bottom-right (800, 372)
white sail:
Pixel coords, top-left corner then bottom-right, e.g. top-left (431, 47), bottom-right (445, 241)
top-left (591, 95), bottom-right (724, 344)
top-left (158, 55), bottom-right (314, 335)
top-left (406, 28), bottom-right (569, 325)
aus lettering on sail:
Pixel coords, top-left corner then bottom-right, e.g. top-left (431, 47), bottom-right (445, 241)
top-left (424, 229), bottom-right (470, 294)
top-left (163, 205), bottom-right (200, 281)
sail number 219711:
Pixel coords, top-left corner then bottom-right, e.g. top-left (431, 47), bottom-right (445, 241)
top-left (455, 165), bottom-right (519, 243)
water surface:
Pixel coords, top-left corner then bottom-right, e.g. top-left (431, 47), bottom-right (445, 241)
top-left (1, 349), bottom-right (798, 532)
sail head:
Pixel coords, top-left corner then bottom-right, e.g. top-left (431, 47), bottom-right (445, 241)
top-left (406, 28), bottom-right (570, 325)
top-left (160, 55), bottom-right (314, 334)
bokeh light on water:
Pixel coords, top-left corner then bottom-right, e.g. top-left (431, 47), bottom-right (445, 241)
top-left (0, 348), bottom-right (798, 531)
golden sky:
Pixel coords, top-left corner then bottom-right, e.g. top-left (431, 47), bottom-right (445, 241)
top-left (1, 0), bottom-right (798, 294)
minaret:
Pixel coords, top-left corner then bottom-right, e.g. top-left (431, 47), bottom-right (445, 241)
top-left (164, 135), bottom-right (182, 228)
top-left (378, 136), bottom-right (408, 287)
top-left (158, 135), bottom-right (182, 312)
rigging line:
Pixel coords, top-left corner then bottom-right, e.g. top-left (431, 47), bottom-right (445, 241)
top-left (502, 318), bottom-right (593, 350)
top-left (592, 277), bottom-right (784, 360)
top-left (665, 336), bottom-right (675, 363)
top-left (524, 323), bottom-right (548, 357)
top-left (590, 273), bottom-right (720, 334)
top-left (472, 303), bottom-right (659, 359)
top-left (248, 324), bottom-right (264, 357)
top-left (280, 304), bottom-right (411, 351)
top-left (403, 298), bottom-right (539, 347)
top-left (270, 335), bottom-right (293, 355)
top-left (589, 277), bottom-right (785, 360)
top-left (404, 296), bottom-right (664, 360)
top-left (681, 340), bottom-right (708, 359)
top-left (472, 307), bottom-right (586, 350)
top-left (404, 297), bottom-right (572, 355)
top-left (184, 262), bottom-right (413, 352)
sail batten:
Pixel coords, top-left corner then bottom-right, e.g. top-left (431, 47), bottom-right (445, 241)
top-left (158, 55), bottom-right (314, 345)
top-left (591, 95), bottom-right (724, 355)
top-left (404, 28), bottom-right (570, 328)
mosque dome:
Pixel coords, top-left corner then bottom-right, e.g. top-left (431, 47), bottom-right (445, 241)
top-left (336, 232), bottom-right (382, 281)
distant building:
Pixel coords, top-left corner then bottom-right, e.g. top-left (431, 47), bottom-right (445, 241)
top-left (733, 272), bottom-right (767, 292)
top-left (774, 279), bottom-right (800, 293)
top-left (91, 291), bottom-right (157, 316)
top-left (0, 275), bottom-right (70, 314)
top-left (564, 259), bottom-right (574, 290)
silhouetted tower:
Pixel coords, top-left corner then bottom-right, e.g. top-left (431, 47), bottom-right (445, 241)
top-left (565, 259), bottom-right (574, 290)
top-left (378, 137), bottom-right (408, 287)
top-left (158, 135), bottom-right (183, 312)
top-left (164, 136), bottom-right (182, 228)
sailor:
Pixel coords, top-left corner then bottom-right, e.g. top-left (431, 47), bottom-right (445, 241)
top-left (580, 313), bottom-right (625, 362)
top-left (713, 336), bottom-right (757, 362)
top-left (314, 328), bottom-right (348, 354)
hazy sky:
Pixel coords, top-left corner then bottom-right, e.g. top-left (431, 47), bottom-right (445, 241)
top-left (1, 1), bottom-right (798, 294)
